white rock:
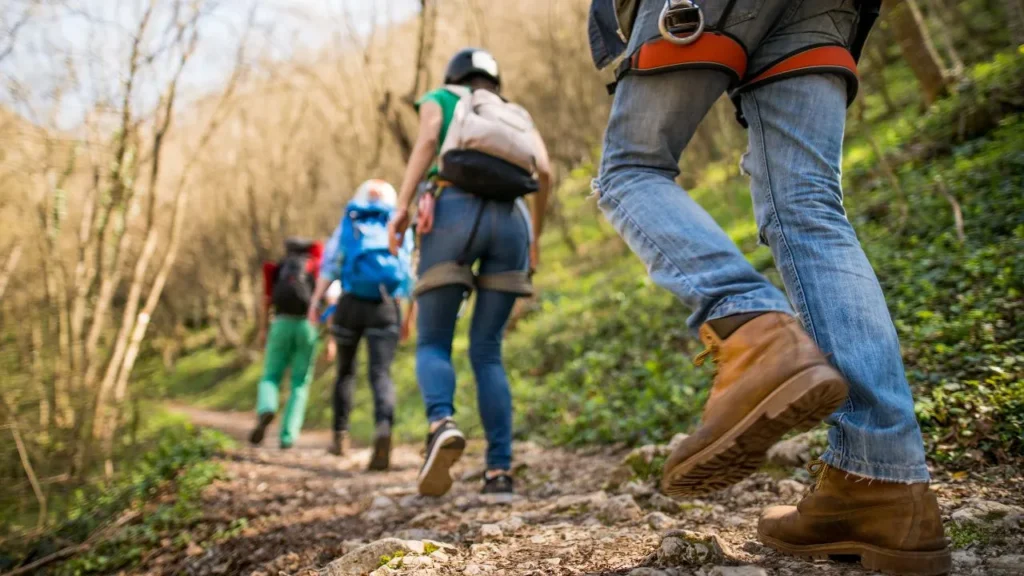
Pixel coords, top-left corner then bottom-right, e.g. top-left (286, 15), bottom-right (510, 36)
top-left (479, 524), bottom-right (503, 540)
top-left (429, 550), bottom-right (450, 563)
top-left (321, 539), bottom-right (420, 576)
top-left (470, 543), bottom-right (500, 558)
top-left (725, 515), bottom-right (747, 527)
top-left (952, 499), bottom-right (1024, 526)
top-left (400, 556), bottom-right (434, 568)
top-left (554, 491), bottom-right (608, 511)
top-left (776, 479), bottom-right (806, 501)
top-left (498, 515), bottom-right (525, 533)
top-left (766, 433), bottom-right (814, 467)
top-left (599, 494), bottom-right (643, 524)
top-left (648, 493), bottom-right (682, 513)
top-left (369, 495), bottom-right (397, 510)
top-left (620, 480), bottom-right (656, 498)
top-left (708, 567), bottom-right (768, 576)
top-left (463, 564), bottom-right (494, 575)
top-left (953, 550), bottom-right (981, 569)
top-left (652, 530), bottom-right (727, 567)
top-left (666, 433), bottom-right (689, 452)
top-left (646, 512), bottom-right (678, 531)
top-left (734, 491), bottom-right (760, 507)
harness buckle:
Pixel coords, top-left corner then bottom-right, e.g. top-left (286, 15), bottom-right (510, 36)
top-left (658, 0), bottom-right (705, 45)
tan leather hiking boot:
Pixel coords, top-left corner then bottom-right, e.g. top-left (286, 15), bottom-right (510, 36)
top-left (661, 312), bottom-right (848, 496)
top-left (758, 462), bottom-right (951, 575)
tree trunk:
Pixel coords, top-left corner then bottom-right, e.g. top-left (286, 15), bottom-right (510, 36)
top-left (887, 0), bottom-right (950, 106)
top-left (1007, 0), bottom-right (1024, 46)
top-left (922, 0), bottom-right (965, 78)
top-left (0, 243), bottom-right (22, 300)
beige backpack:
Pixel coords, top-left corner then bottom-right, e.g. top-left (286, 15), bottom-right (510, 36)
top-left (437, 85), bottom-right (541, 200)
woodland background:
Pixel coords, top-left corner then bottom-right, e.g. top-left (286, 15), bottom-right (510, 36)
top-left (0, 0), bottom-right (1022, 572)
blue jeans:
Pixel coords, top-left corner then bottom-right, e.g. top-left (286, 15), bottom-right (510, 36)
top-left (595, 0), bottom-right (928, 483)
top-left (415, 189), bottom-right (530, 471)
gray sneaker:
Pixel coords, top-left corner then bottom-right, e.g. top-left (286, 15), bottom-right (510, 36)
top-left (417, 419), bottom-right (466, 497)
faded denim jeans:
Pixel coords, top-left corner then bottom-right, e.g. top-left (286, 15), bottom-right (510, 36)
top-left (593, 0), bottom-right (929, 482)
top-left (415, 188), bottom-right (531, 471)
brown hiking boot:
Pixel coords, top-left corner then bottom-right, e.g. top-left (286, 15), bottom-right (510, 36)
top-left (661, 312), bottom-right (848, 496)
top-left (328, 431), bottom-right (350, 456)
top-left (758, 462), bottom-right (951, 575)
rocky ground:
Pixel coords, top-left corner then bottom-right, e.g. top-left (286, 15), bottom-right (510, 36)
top-left (140, 411), bottom-right (1024, 576)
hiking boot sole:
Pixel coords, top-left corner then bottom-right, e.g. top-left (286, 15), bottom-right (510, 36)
top-left (417, 430), bottom-right (466, 497)
top-left (662, 364), bottom-right (848, 496)
top-left (249, 413), bottom-right (275, 446)
top-left (757, 531), bottom-right (952, 576)
top-left (368, 435), bottom-right (392, 471)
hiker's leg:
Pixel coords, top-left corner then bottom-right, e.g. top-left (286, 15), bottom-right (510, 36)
top-left (256, 318), bottom-right (292, 415)
top-left (739, 74), bottom-right (928, 482)
top-left (415, 285), bottom-right (464, 423)
top-left (331, 325), bottom-right (361, 433)
top-left (597, 76), bottom-right (791, 331)
top-left (415, 190), bottom-right (487, 424)
top-left (468, 289), bottom-right (518, 472)
top-left (366, 320), bottom-right (399, 429)
top-left (280, 319), bottom-right (318, 447)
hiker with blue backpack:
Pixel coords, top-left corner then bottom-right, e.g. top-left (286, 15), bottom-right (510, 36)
top-left (307, 179), bottom-right (414, 470)
top-left (388, 48), bottom-right (553, 496)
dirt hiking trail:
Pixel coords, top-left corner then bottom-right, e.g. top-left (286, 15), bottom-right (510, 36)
top-left (150, 405), bottom-right (1024, 576)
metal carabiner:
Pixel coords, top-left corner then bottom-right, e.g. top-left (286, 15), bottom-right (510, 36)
top-left (658, 0), bottom-right (705, 45)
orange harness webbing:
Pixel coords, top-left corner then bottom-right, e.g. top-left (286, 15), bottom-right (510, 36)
top-left (614, 37), bottom-right (859, 107)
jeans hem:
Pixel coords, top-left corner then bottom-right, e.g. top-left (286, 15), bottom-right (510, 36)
top-left (705, 300), bottom-right (793, 324)
top-left (819, 448), bottom-right (930, 484)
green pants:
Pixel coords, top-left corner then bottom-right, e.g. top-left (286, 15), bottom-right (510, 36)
top-left (256, 316), bottom-right (319, 446)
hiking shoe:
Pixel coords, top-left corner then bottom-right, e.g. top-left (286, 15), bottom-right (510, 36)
top-left (661, 312), bottom-right (848, 496)
top-left (368, 429), bottom-right (392, 471)
top-left (249, 412), bottom-right (274, 446)
top-left (758, 461), bottom-right (951, 576)
top-left (482, 472), bottom-right (514, 494)
top-left (328, 431), bottom-right (350, 456)
top-left (417, 418), bottom-right (466, 497)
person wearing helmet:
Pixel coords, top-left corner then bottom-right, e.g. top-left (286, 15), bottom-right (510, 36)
top-left (389, 48), bottom-right (553, 496)
top-left (308, 179), bottom-right (415, 470)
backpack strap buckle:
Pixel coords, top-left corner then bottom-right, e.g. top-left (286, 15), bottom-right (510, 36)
top-left (658, 0), bottom-right (704, 45)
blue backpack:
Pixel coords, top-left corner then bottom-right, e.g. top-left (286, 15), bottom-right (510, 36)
top-left (340, 201), bottom-right (405, 300)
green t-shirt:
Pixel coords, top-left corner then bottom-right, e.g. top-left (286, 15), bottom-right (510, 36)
top-left (415, 87), bottom-right (462, 178)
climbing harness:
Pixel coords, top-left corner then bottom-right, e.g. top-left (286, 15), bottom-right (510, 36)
top-left (658, 0), bottom-right (705, 45)
top-left (413, 183), bottom-right (533, 300)
top-left (607, 0), bottom-right (877, 126)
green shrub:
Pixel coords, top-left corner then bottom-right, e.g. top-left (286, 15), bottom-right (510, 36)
top-left (3, 427), bottom-right (233, 575)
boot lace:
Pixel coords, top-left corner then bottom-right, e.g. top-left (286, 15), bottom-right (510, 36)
top-left (806, 459), bottom-right (831, 491)
top-left (693, 344), bottom-right (719, 375)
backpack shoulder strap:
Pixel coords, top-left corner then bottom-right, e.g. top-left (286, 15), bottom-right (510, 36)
top-left (444, 84), bottom-right (473, 100)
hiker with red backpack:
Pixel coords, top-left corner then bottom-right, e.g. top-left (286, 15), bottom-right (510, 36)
top-left (389, 48), bottom-right (553, 496)
top-left (250, 237), bottom-right (323, 449)
top-left (307, 179), bottom-right (415, 470)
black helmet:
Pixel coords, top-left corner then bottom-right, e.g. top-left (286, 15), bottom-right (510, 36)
top-left (444, 48), bottom-right (500, 87)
